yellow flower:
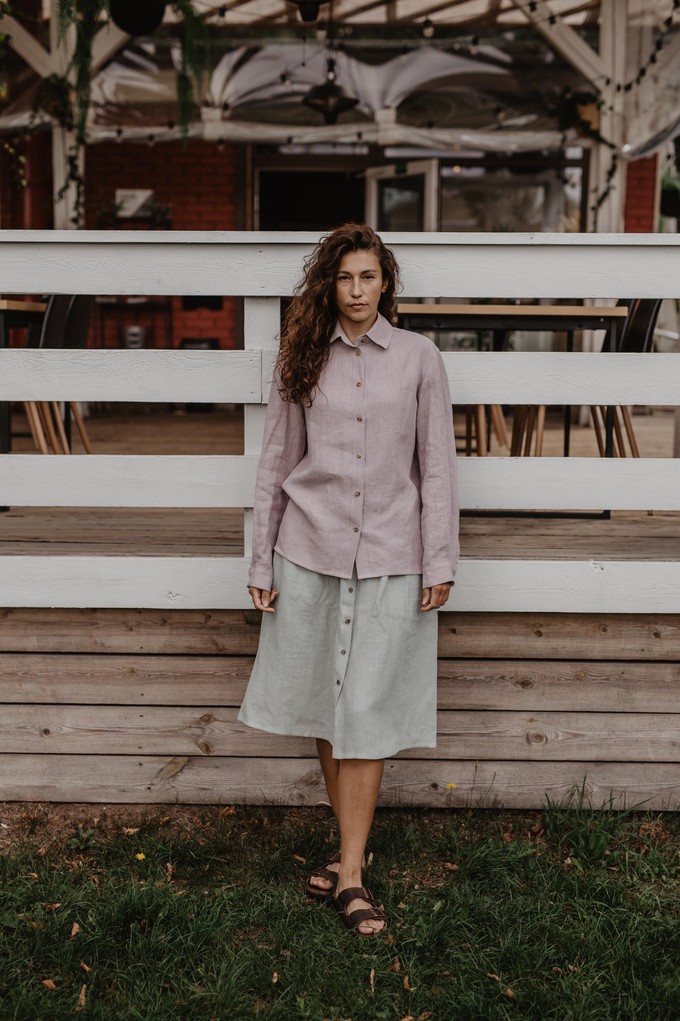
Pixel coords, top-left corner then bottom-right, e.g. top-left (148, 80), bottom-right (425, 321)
top-left (447, 783), bottom-right (457, 790)
top-left (135, 853), bottom-right (146, 861)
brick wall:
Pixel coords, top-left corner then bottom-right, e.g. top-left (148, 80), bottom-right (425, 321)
top-left (84, 140), bottom-right (244, 350)
top-left (624, 155), bottom-right (658, 233)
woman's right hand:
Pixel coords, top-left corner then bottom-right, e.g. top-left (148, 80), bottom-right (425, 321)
top-left (247, 586), bottom-right (279, 613)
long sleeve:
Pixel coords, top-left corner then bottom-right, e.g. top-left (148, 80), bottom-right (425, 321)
top-left (415, 342), bottom-right (460, 589)
top-left (248, 365), bottom-right (307, 591)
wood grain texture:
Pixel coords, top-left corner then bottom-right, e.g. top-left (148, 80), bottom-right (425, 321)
top-left (1, 655), bottom-right (679, 711)
top-left (1, 706), bottom-right (678, 761)
top-left (0, 754), bottom-right (677, 809)
top-left (0, 609), bottom-right (678, 658)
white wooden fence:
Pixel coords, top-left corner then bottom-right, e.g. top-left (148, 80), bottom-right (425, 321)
top-left (1, 230), bottom-right (679, 613)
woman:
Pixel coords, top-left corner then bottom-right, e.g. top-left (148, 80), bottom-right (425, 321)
top-left (239, 223), bottom-right (460, 937)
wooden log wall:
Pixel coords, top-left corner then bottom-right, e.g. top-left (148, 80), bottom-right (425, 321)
top-left (1, 607), bottom-right (678, 809)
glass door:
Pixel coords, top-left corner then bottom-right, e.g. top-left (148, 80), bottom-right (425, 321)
top-left (365, 160), bottom-right (439, 231)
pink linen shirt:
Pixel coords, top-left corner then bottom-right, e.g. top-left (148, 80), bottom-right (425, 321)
top-left (248, 311), bottom-right (460, 592)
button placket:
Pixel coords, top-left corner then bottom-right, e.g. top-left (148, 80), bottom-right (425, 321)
top-left (334, 574), bottom-right (357, 699)
top-left (351, 340), bottom-right (366, 552)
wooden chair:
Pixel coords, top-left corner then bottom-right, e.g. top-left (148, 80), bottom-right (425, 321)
top-left (23, 295), bottom-right (95, 454)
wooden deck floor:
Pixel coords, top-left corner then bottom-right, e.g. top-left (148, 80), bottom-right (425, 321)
top-left (2, 405), bottom-right (678, 560)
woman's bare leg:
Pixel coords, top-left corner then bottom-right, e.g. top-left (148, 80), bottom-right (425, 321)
top-left (316, 738), bottom-right (340, 817)
top-left (307, 739), bottom-right (342, 894)
top-left (335, 758), bottom-right (385, 934)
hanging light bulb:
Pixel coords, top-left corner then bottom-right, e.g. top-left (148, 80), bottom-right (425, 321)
top-left (421, 18), bottom-right (435, 39)
top-left (110, 0), bottom-right (167, 35)
top-left (290, 1), bottom-right (326, 22)
top-left (302, 56), bottom-right (358, 125)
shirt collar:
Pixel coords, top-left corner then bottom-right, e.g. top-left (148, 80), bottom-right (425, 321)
top-left (331, 312), bottom-right (393, 349)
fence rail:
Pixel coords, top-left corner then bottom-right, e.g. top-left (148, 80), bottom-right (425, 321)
top-left (1, 231), bottom-right (679, 613)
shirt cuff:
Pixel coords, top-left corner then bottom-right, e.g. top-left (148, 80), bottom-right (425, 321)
top-left (422, 566), bottom-right (456, 589)
top-left (247, 564), bottom-right (274, 591)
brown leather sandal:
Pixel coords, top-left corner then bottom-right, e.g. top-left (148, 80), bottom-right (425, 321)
top-left (305, 850), bottom-right (341, 898)
top-left (333, 885), bottom-right (388, 936)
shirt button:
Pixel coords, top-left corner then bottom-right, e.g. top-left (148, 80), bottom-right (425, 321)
top-left (340, 649), bottom-right (347, 655)
top-left (356, 416), bottom-right (363, 422)
top-left (355, 349), bottom-right (361, 356)
top-left (348, 586), bottom-right (354, 592)
top-left (336, 679), bottom-right (341, 685)
top-left (353, 526), bottom-right (359, 532)
top-left (356, 381), bottom-right (362, 387)
top-left (344, 618), bottom-right (351, 624)
top-left (354, 490), bottom-right (360, 497)
top-left (356, 453), bottom-right (362, 459)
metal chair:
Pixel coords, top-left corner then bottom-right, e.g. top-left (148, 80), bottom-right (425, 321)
top-left (23, 294), bottom-right (95, 453)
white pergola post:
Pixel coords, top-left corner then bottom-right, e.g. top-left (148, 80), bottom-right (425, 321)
top-left (0, 2), bottom-right (128, 229)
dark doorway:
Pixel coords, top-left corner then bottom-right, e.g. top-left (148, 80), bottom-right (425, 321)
top-left (258, 171), bottom-right (364, 230)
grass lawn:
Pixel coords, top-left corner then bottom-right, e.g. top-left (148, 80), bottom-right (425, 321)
top-left (1, 794), bottom-right (679, 1021)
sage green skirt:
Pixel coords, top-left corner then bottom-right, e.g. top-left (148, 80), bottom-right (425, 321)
top-left (237, 550), bottom-right (438, 759)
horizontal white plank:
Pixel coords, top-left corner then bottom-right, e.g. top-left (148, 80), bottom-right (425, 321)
top-left (2, 455), bottom-right (680, 510)
top-left (441, 352), bottom-right (680, 405)
top-left (0, 557), bottom-right (679, 611)
top-left (458, 457), bottom-right (680, 510)
top-left (0, 350), bottom-right (261, 402)
top-left (0, 455), bottom-right (258, 507)
top-left (4, 349), bottom-right (675, 404)
top-left (0, 230), bottom-right (680, 298)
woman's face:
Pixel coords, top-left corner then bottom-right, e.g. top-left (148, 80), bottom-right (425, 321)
top-left (334, 249), bottom-right (387, 336)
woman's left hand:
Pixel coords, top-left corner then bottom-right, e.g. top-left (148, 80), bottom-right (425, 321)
top-left (420, 582), bottom-right (452, 611)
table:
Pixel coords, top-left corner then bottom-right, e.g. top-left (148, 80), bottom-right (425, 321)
top-left (0, 300), bottom-right (47, 456)
top-left (397, 303), bottom-right (630, 457)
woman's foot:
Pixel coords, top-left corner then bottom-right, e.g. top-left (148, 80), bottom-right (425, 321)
top-left (306, 851), bottom-right (341, 896)
top-left (334, 874), bottom-right (387, 936)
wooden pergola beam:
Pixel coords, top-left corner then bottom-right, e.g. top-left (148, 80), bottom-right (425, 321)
top-left (506, 0), bottom-right (605, 87)
top-left (0, 14), bottom-right (54, 76)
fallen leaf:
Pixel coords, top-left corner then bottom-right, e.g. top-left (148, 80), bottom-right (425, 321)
top-left (272, 971), bottom-right (279, 985)
top-left (40, 979), bottom-right (58, 990)
top-left (121, 827), bottom-right (139, 836)
top-left (36, 846), bottom-right (48, 856)
top-left (41, 903), bottom-right (61, 911)
top-left (291, 854), bottom-right (306, 863)
top-left (399, 1016), bottom-right (415, 1021)
top-left (219, 806), bottom-right (236, 816)
top-left (75, 984), bottom-right (87, 1011)
top-left (551, 966), bottom-right (563, 974)
top-left (70, 921), bottom-right (80, 939)
top-left (397, 901), bottom-right (407, 909)
top-left (418, 1013), bottom-right (433, 1020)
top-left (27, 872), bottom-right (39, 881)
top-left (390, 956), bottom-right (401, 973)
top-left (443, 862), bottom-right (459, 871)
top-left (487, 973), bottom-right (501, 983)
top-left (166, 862), bottom-right (174, 881)
top-left (403, 975), bottom-right (416, 992)
top-left (80, 961), bottom-right (90, 973)
top-left (504, 987), bottom-right (515, 999)
top-left (568, 963), bottom-right (580, 973)
top-left (369, 968), bottom-right (375, 994)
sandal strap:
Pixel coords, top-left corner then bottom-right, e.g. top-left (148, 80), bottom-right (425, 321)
top-left (308, 850), bottom-right (341, 883)
top-left (334, 885), bottom-right (370, 910)
top-left (345, 906), bottom-right (388, 925)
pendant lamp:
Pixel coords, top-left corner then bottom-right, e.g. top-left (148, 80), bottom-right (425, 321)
top-left (302, 58), bottom-right (358, 125)
top-left (110, 0), bottom-right (167, 36)
top-left (290, 1), bottom-right (325, 21)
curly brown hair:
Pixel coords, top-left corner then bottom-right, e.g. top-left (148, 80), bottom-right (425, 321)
top-left (277, 222), bottom-right (401, 406)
